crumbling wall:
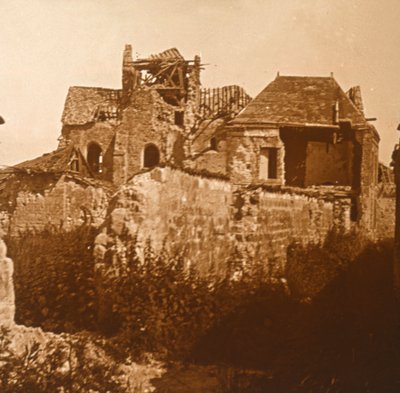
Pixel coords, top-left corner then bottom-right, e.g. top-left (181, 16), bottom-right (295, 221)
top-left (61, 122), bottom-right (117, 181)
top-left (101, 167), bottom-right (233, 273)
top-left (355, 127), bottom-right (379, 237)
top-left (2, 174), bottom-right (109, 236)
top-left (189, 150), bottom-right (227, 175)
top-left (232, 186), bottom-right (351, 276)
top-left (376, 184), bottom-right (396, 239)
top-left (96, 167), bottom-right (351, 277)
top-left (113, 89), bottom-right (185, 184)
top-left (226, 129), bottom-right (285, 185)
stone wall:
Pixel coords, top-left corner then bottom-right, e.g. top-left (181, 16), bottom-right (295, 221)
top-left (231, 186), bottom-right (351, 276)
top-left (97, 167), bottom-right (351, 277)
top-left (1, 174), bottom-right (110, 236)
top-left (102, 167), bottom-right (234, 273)
top-left (376, 184), bottom-right (396, 240)
top-left (226, 128), bottom-right (285, 185)
top-left (113, 89), bottom-right (185, 184)
top-left (62, 122), bottom-right (117, 182)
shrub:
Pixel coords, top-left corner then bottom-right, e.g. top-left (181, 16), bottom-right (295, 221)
top-left (0, 327), bottom-right (129, 393)
top-left (99, 240), bottom-right (273, 359)
top-left (286, 230), bottom-right (368, 300)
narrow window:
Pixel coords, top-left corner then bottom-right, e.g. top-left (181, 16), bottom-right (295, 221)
top-left (350, 197), bottom-right (358, 222)
top-left (87, 143), bottom-right (103, 174)
top-left (143, 144), bottom-right (160, 168)
top-left (210, 137), bottom-right (217, 150)
top-left (174, 111), bottom-right (184, 127)
top-left (259, 147), bottom-right (278, 180)
top-left (70, 153), bottom-right (79, 172)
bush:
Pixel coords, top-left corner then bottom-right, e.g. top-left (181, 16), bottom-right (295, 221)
top-left (286, 230), bottom-right (367, 300)
top-left (99, 240), bottom-right (273, 359)
top-left (0, 327), bottom-right (129, 393)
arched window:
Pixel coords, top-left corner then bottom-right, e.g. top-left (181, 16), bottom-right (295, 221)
top-left (87, 142), bottom-right (103, 174)
top-left (143, 144), bottom-right (160, 168)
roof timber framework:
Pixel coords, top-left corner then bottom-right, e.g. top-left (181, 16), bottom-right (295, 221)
top-left (133, 48), bottom-right (196, 106)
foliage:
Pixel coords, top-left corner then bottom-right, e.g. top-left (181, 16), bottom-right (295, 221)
top-left (99, 240), bottom-right (273, 359)
top-left (0, 327), bottom-right (129, 393)
top-left (285, 230), bottom-right (368, 299)
top-left (6, 226), bottom-right (98, 332)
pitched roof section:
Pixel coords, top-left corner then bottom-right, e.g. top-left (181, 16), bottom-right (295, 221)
top-left (13, 145), bottom-right (77, 173)
top-left (231, 76), bottom-right (366, 127)
top-left (62, 87), bottom-right (122, 126)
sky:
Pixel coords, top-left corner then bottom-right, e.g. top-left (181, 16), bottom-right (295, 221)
top-left (0, 0), bottom-right (399, 166)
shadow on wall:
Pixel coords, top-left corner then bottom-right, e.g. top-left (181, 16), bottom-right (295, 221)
top-left (190, 238), bottom-right (399, 393)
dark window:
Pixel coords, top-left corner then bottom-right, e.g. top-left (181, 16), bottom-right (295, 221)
top-left (174, 111), bottom-right (184, 126)
top-left (350, 198), bottom-right (359, 222)
top-left (210, 137), bottom-right (217, 150)
top-left (143, 144), bottom-right (160, 168)
top-left (259, 147), bottom-right (278, 180)
top-left (268, 148), bottom-right (278, 179)
top-left (70, 155), bottom-right (79, 172)
top-left (87, 143), bottom-right (103, 174)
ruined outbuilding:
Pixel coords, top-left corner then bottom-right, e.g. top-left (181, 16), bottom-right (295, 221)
top-left (0, 45), bottom-right (383, 267)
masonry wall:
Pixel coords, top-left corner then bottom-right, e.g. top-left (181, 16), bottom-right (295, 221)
top-left (62, 122), bottom-right (117, 181)
top-left (376, 184), bottom-right (396, 240)
top-left (97, 167), bottom-right (350, 277)
top-left (355, 127), bottom-right (379, 237)
top-left (231, 186), bottom-right (351, 276)
top-left (1, 174), bottom-right (109, 236)
top-left (226, 129), bottom-right (284, 185)
top-left (112, 89), bottom-right (185, 184)
top-left (103, 167), bottom-right (234, 273)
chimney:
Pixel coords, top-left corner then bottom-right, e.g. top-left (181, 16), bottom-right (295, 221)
top-left (122, 44), bottom-right (138, 103)
top-left (333, 100), bottom-right (340, 124)
top-left (347, 86), bottom-right (364, 114)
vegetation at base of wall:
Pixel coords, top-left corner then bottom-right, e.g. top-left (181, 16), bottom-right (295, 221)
top-left (0, 327), bottom-right (156, 393)
top-left (6, 227), bottom-right (98, 332)
top-left (99, 240), bottom-right (274, 359)
top-left (286, 230), bottom-right (368, 300)
top-left (6, 228), bottom-right (400, 392)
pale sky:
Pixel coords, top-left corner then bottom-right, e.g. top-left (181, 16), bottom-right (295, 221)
top-left (0, 0), bottom-right (399, 166)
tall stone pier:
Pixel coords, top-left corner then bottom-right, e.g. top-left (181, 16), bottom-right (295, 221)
top-left (0, 237), bottom-right (15, 327)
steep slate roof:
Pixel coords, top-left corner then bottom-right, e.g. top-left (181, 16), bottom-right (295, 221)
top-left (62, 86), bottom-right (121, 126)
top-left (231, 76), bottom-right (366, 127)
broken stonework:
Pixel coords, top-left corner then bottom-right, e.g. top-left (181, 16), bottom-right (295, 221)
top-left (0, 237), bottom-right (15, 327)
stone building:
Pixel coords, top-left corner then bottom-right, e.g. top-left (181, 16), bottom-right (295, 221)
top-left (0, 44), bottom-right (381, 244)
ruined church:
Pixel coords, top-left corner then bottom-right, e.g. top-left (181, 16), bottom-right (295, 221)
top-left (0, 45), bottom-right (386, 270)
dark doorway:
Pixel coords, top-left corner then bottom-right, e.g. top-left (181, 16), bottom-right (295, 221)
top-left (143, 144), bottom-right (160, 168)
top-left (87, 143), bottom-right (102, 174)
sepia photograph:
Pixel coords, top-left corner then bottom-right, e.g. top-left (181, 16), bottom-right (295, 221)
top-left (1, 0), bottom-right (400, 391)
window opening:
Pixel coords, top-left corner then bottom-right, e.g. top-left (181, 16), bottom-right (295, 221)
top-left (70, 153), bottom-right (79, 172)
top-left (87, 143), bottom-right (103, 174)
top-left (259, 147), bottom-right (278, 180)
top-left (174, 111), bottom-right (184, 127)
top-left (143, 144), bottom-right (160, 168)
